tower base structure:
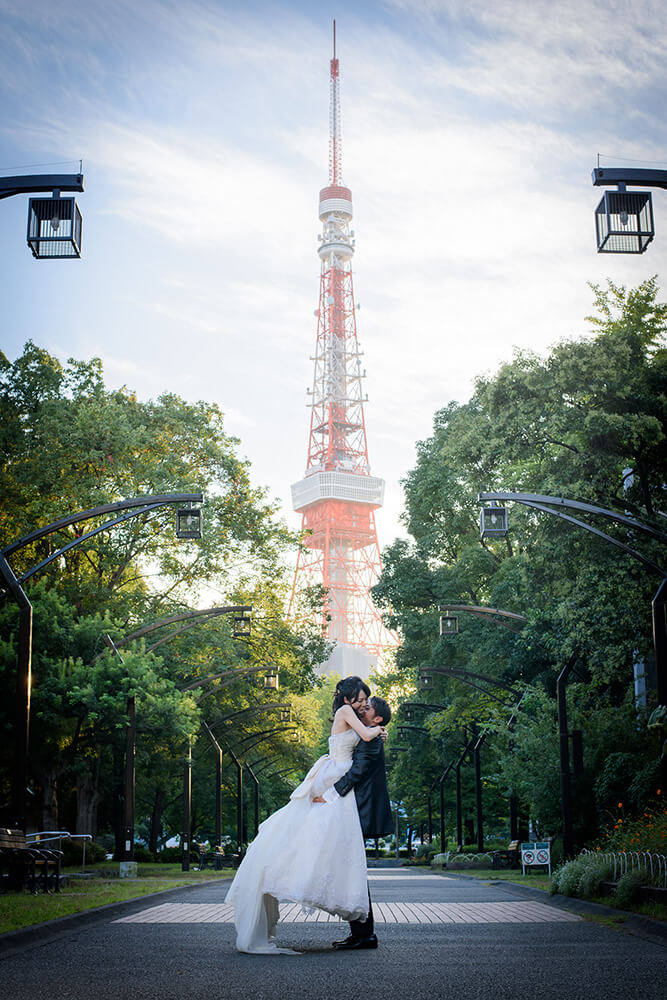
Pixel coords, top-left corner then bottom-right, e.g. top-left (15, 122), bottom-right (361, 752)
top-left (319, 641), bottom-right (377, 681)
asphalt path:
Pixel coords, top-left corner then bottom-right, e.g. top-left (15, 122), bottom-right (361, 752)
top-left (1, 868), bottom-right (665, 1000)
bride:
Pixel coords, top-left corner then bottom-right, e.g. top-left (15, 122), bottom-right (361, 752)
top-left (225, 676), bottom-right (386, 954)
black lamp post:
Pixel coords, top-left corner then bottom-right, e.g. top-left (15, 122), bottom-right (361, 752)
top-left (0, 492), bottom-right (202, 832)
top-left (478, 489), bottom-right (667, 804)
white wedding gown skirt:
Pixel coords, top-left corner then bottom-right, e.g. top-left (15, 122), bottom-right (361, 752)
top-left (225, 730), bottom-right (368, 953)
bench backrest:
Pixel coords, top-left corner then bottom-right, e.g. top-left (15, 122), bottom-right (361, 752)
top-left (507, 840), bottom-right (520, 851)
top-left (0, 828), bottom-right (27, 850)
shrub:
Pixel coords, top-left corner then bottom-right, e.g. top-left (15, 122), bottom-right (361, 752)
top-left (552, 857), bottom-right (586, 897)
top-left (614, 868), bottom-right (648, 908)
top-left (133, 846), bottom-right (154, 863)
top-left (578, 856), bottom-right (613, 897)
top-left (155, 846), bottom-right (198, 863)
top-left (552, 854), bottom-right (613, 898)
top-left (61, 839), bottom-right (107, 867)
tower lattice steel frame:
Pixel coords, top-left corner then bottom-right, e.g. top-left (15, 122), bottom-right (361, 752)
top-left (289, 24), bottom-right (396, 675)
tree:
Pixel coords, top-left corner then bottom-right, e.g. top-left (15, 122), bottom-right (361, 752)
top-left (374, 278), bottom-right (667, 844)
top-left (0, 343), bottom-right (330, 840)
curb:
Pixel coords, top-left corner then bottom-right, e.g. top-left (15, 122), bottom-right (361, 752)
top-left (439, 870), bottom-right (667, 944)
top-left (0, 876), bottom-right (232, 959)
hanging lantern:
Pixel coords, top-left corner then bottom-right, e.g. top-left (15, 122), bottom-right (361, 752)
top-left (27, 195), bottom-right (83, 258)
top-left (233, 614), bottom-right (251, 638)
top-left (595, 189), bottom-right (654, 254)
top-left (480, 505), bottom-right (508, 539)
top-left (176, 506), bottom-right (202, 539)
top-left (263, 670), bottom-right (279, 690)
top-left (419, 673), bottom-right (433, 691)
top-left (440, 613), bottom-right (459, 637)
top-left (280, 707), bottom-right (292, 723)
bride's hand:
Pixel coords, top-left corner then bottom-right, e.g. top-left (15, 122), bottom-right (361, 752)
top-left (379, 726), bottom-right (388, 741)
top-left (312, 795), bottom-right (326, 803)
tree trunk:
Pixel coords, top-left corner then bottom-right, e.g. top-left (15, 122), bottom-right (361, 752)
top-left (40, 769), bottom-right (59, 831)
top-left (76, 761), bottom-right (102, 838)
top-left (149, 787), bottom-right (165, 856)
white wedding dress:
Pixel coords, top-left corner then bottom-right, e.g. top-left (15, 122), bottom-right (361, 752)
top-left (225, 729), bottom-right (368, 953)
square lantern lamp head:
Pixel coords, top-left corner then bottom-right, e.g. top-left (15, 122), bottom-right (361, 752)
top-left (280, 707), bottom-right (292, 723)
top-left (264, 671), bottom-right (279, 690)
top-left (27, 196), bottom-right (82, 258)
top-left (233, 615), bottom-right (251, 638)
top-left (403, 706), bottom-right (414, 722)
top-left (595, 189), bottom-right (654, 254)
top-left (176, 507), bottom-right (202, 540)
top-left (480, 505), bottom-right (508, 539)
top-left (419, 673), bottom-right (433, 691)
top-left (440, 614), bottom-right (459, 637)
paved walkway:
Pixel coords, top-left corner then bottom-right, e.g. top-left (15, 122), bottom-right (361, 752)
top-left (2, 868), bottom-right (666, 1000)
top-left (118, 871), bottom-right (580, 925)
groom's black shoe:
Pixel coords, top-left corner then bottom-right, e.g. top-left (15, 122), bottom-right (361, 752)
top-left (332, 934), bottom-right (378, 950)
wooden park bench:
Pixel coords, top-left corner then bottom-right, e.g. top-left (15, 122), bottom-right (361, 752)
top-left (0, 828), bottom-right (63, 893)
top-left (197, 847), bottom-right (238, 871)
top-left (491, 840), bottom-right (521, 870)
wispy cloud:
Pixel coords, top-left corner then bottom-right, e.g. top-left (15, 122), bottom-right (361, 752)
top-left (2, 0), bottom-right (666, 546)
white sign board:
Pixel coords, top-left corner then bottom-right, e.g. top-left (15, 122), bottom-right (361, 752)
top-left (521, 841), bottom-right (551, 876)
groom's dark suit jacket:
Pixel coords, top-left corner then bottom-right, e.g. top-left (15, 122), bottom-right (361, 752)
top-left (333, 737), bottom-right (393, 840)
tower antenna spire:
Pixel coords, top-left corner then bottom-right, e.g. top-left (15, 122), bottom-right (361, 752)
top-left (329, 19), bottom-right (341, 186)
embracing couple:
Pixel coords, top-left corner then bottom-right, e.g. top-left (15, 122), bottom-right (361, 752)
top-left (225, 676), bottom-right (392, 954)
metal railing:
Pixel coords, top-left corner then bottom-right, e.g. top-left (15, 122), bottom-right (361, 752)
top-left (580, 848), bottom-right (667, 888)
top-left (27, 831), bottom-right (93, 872)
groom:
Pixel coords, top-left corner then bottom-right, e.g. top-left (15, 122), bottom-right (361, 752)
top-left (322, 695), bottom-right (393, 950)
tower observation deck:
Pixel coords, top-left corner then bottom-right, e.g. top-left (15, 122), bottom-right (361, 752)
top-left (289, 23), bottom-right (397, 679)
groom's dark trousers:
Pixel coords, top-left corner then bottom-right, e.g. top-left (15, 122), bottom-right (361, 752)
top-left (333, 737), bottom-right (392, 940)
top-left (349, 886), bottom-right (374, 939)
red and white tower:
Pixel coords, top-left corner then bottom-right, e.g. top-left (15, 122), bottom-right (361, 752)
top-left (290, 24), bottom-right (395, 679)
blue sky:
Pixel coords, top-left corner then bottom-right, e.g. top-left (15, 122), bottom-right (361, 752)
top-left (2, 0), bottom-right (667, 548)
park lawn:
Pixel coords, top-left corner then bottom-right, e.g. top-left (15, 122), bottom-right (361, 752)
top-left (0, 864), bottom-right (234, 935)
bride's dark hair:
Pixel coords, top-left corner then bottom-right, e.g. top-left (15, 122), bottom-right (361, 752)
top-left (332, 675), bottom-right (371, 716)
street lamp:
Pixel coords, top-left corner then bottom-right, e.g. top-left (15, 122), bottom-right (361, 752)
top-left (0, 492), bottom-right (203, 832)
top-left (27, 194), bottom-right (83, 258)
top-left (0, 171), bottom-right (85, 258)
top-left (233, 614), bottom-right (252, 638)
top-left (439, 612), bottom-right (459, 637)
top-left (591, 166), bottom-right (667, 254)
top-left (594, 188), bottom-right (654, 254)
top-left (480, 504), bottom-right (508, 539)
top-left (101, 606), bottom-right (250, 870)
top-left (478, 488), bottom-right (667, 851)
top-left (176, 505), bottom-right (202, 539)
top-left (264, 670), bottom-right (279, 690)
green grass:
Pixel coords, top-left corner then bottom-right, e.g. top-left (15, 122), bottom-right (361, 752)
top-left (0, 863), bottom-right (234, 935)
top-left (586, 895), bottom-right (667, 922)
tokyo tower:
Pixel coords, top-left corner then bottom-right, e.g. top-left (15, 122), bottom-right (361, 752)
top-left (290, 23), bottom-right (396, 679)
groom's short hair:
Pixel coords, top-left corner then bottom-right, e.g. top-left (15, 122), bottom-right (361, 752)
top-left (370, 696), bottom-right (391, 725)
